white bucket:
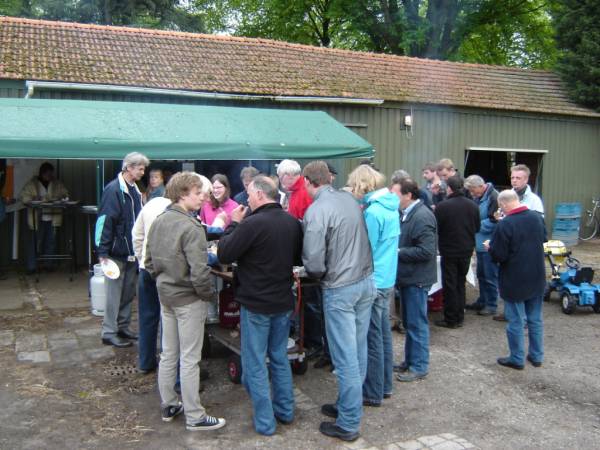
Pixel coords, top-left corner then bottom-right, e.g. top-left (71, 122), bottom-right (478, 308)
top-left (90, 264), bottom-right (106, 316)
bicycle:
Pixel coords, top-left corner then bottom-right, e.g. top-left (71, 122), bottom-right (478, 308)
top-left (580, 198), bottom-right (600, 241)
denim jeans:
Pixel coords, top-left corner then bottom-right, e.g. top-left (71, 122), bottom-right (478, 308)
top-left (158, 300), bottom-right (208, 424)
top-left (323, 275), bottom-right (376, 433)
top-left (363, 288), bottom-right (394, 403)
top-left (240, 306), bottom-right (294, 436)
top-left (137, 269), bottom-right (161, 371)
top-left (25, 221), bottom-right (56, 271)
top-left (400, 285), bottom-right (430, 375)
top-left (475, 251), bottom-right (499, 312)
top-left (503, 296), bottom-right (544, 365)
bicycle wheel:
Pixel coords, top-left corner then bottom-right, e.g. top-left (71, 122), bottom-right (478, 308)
top-left (579, 212), bottom-right (598, 240)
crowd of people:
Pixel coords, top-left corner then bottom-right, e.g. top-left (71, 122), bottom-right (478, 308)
top-left (92, 153), bottom-right (548, 441)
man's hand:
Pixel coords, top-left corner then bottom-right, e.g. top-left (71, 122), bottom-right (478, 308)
top-left (483, 240), bottom-right (490, 252)
top-left (230, 205), bottom-right (248, 224)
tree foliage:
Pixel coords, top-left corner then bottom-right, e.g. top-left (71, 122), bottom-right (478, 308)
top-left (554, 0), bottom-right (600, 110)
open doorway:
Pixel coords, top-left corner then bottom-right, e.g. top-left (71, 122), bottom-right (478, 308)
top-left (464, 147), bottom-right (546, 194)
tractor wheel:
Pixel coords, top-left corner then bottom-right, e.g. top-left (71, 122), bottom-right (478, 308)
top-left (593, 293), bottom-right (600, 314)
top-left (561, 292), bottom-right (577, 315)
top-left (227, 354), bottom-right (242, 384)
top-left (291, 358), bottom-right (308, 375)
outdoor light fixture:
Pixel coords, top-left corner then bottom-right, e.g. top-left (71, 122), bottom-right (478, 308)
top-left (403, 108), bottom-right (414, 138)
top-left (404, 114), bottom-right (412, 128)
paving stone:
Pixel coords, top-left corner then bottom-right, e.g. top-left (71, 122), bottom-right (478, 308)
top-left (15, 334), bottom-right (47, 352)
top-left (0, 330), bottom-right (15, 347)
top-left (49, 339), bottom-right (79, 351)
top-left (78, 336), bottom-right (103, 349)
top-left (64, 316), bottom-right (91, 326)
top-left (397, 440), bottom-right (424, 450)
top-left (47, 330), bottom-right (75, 340)
top-left (431, 441), bottom-right (464, 450)
top-left (85, 347), bottom-right (115, 360)
top-left (74, 327), bottom-right (102, 337)
top-left (17, 351), bottom-right (51, 363)
top-left (383, 444), bottom-right (401, 450)
top-left (343, 437), bottom-right (370, 449)
top-left (418, 436), bottom-right (447, 447)
top-left (440, 434), bottom-right (458, 440)
top-left (52, 350), bottom-right (87, 364)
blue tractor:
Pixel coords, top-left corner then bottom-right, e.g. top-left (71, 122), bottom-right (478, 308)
top-left (544, 240), bottom-right (600, 314)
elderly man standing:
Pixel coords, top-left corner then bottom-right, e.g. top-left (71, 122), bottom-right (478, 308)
top-left (302, 161), bottom-right (376, 442)
top-left (218, 176), bottom-right (302, 436)
top-left (486, 190), bottom-right (546, 370)
top-left (146, 172), bottom-right (225, 431)
top-left (391, 178), bottom-right (437, 381)
top-left (277, 159), bottom-right (312, 220)
top-left (434, 175), bottom-right (480, 329)
top-left (464, 175), bottom-right (500, 316)
top-left (511, 164), bottom-right (544, 215)
top-left (96, 152), bottom-right (148, 348)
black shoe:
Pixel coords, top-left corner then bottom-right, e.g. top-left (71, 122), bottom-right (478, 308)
top-left (321, 403), bottom-right (338, 418)
top-left (102, 335), bottom-right (133, 348)
top-left (383, 393), bottom-right (392, 399)
top-left (363, 398), bottom-right (381, 407)
top-left (275, 415), bottom-right (293, 425)
top-left (313, 356), bottom-right (332, 369)
top-left (434, 319), bottom-right (462, 329)
top-left (186, 415), bottom-right (226, 431)
top-left (396, 371), bottom-right (428, 382)
top-left (527, 355), bottom-right (542, 367)
top-left (118, 329), bottom-right (138, 340)
top-left (465, 302), bottom-right (484, 311)
top-left (393, 362), bottom-right (408, 373)
top-left (319, 421), bottom-right (359, 442)
top-left (497, 357), bottom-right (524, 370)
top-left (161, 402), bottom-right (183, 422)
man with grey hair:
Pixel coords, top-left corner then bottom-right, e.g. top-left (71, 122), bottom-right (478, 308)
top-left (464, 175), bottom-right (499, 315)
top-left (277, 159), bottom-right (312, 219)
top-left (218, 175), bottom-right (303, 435)
top-left (96, 151), bottom-right (149, 347)
top-left (233, 166), bottom-right (260, 207)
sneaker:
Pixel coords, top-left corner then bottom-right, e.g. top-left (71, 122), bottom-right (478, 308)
top-left (186, 415), bottom-right (226, 431)
top-left (161, 402), bottom-right (183, 422)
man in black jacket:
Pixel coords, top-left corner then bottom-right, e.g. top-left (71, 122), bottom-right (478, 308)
top-left (218, 175), bottom-right (303, 436)
top-left (393, 178), bottom-right (437, 382)
top-left (434, 175), bottom-right (480, 328)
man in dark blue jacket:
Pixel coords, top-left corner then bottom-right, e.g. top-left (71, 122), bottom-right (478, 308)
top-left (218, 175), bottom-right (303, 436)
top-left (96, 152), bottom-right (149, 348)
top-left (487, 189), bottom-right (546, 370)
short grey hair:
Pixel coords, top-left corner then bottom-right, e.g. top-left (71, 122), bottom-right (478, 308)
top-left (464, 175), bottom-right (485, 189)
top-left (390, 169), bottom-right (411, 185)
top-left (250, 175), bottom-right (278, 201)
top-left (276, 159), bottom-right (301, 177)
top-left (122, 152), bottom-right (150, 171)
top-left (240, 166), bottom-right (259, 181)
top-left (498, 189), bottom-right (519, 204)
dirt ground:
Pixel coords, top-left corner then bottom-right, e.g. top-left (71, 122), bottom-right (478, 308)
top-left (1, 240), bottom-right (599, 450)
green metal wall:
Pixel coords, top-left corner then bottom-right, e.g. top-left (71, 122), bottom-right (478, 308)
top-left (2, 79), bottom-right (600, 230)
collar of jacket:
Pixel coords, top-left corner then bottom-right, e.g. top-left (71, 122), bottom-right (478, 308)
top-left (118, 172), bottom-right (142, 197)
top-left (506, 205), bottom-right (529, 216)
top-left (289, 175), bottom-right (306, 193)
top-left (250, 202), bottom-right (281, 216)
top-left (312, 185), bottom-right (334, 201)
top-left (447, 191), bottom-right (465, 199)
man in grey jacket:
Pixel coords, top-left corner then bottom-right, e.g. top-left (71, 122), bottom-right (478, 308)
top-left (391, 178), bottom-right (437, 382)
top-left (145, 172), bottom-right (225, 432)
top-left (302, 161), bottom-right (376, 442)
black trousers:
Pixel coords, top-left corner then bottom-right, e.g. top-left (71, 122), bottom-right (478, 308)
top-left (441, 256), bottom-right (471, 325)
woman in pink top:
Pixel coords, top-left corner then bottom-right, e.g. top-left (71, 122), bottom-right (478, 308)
top-left (200, 174), bottom-right (239, 227)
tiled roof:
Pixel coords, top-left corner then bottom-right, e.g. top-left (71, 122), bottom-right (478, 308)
top-left (1, 16), bottom-right (598, 118)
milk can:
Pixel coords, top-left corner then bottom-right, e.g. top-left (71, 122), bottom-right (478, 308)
top-left (90, 264), bottom-right (106, 316)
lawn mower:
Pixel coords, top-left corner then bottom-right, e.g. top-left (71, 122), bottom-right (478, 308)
top-left (544, 240), bottom-right (600, 314)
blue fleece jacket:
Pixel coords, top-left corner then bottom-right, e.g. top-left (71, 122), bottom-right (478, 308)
top-left (364, 188), bottom-right (401, 289)
top-left (473, 183), bottom-right (499, 252)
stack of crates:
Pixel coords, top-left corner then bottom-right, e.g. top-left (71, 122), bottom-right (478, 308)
top-left (552, 203), bottom-right (582, 247)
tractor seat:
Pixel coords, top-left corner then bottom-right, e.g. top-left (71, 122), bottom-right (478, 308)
top-left (572, 267), bottom-right (595, 285)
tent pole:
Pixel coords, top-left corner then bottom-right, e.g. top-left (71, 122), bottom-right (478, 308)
top-left (95, 160), bottom-right (104, 205)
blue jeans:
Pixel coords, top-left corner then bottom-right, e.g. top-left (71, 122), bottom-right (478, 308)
top-left (475, 251), bottom-right (499, 312)
top-left (323, 275), bottom-right (376, 433)
top-left (363, 287), bottom-right (394, 403)
top-left (240, 307), bottom-right (294, 436)
top-left (400, 285), bottom-right (430, 375)
top-left (26, 221), bottom-right (56, 271)
top-left (503, 296), bottom-right (544, 365)
top-left (137, 269), bottom-right (161, 371)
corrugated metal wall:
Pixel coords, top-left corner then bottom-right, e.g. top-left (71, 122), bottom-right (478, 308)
top-left (2, 80), bottom-right (600, 236)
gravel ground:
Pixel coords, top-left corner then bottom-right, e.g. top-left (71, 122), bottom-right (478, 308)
top-left (0, 240), bottom-right (599, 450)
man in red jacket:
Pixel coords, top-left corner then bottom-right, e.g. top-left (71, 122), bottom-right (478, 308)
top-left (277, 159), bottom-right (312, 220)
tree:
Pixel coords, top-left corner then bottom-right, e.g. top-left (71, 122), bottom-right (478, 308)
top-left (554, 0), bottom-right (600, 110)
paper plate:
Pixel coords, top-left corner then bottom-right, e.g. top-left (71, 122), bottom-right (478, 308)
top-left (101, 259), bottom-right (120, 280)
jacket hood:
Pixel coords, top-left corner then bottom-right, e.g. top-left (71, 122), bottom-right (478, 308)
top-left (366, 188), bottom-right (400, 211)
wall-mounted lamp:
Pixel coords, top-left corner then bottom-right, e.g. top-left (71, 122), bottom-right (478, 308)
top-left (403, 108), bottom-right (414, 138)
top-left (404, 114), bottom-right (412, 128)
